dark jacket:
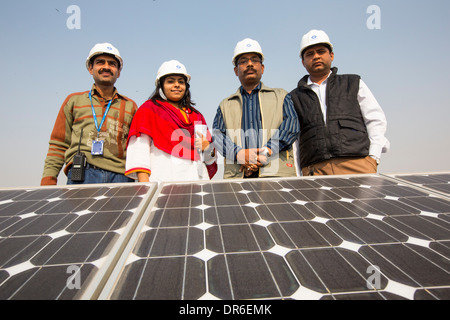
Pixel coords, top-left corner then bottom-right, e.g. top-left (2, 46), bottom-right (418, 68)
top-left (290, 67), bottom-right (370, 168)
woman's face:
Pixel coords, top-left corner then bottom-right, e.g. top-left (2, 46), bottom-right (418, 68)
top-left (162, 75), bottom-right (187, 102)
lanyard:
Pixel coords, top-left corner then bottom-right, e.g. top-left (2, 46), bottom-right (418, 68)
top-left (89, 90), bottom-right (112, 137)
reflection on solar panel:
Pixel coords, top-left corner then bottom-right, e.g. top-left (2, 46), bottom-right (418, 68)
top-left (1, 174), bottom-right (449, 300)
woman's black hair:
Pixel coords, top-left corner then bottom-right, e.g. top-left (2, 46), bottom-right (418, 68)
top-left (149, 74), bottom-right (199, 113)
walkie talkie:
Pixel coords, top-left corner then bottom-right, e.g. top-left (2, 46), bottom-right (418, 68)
top-left (71, 128), bottom-right (87, 182)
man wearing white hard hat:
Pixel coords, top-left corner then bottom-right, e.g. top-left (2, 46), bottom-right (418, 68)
top-left (213, 38), bottom-right (299, 179)
top-left (41, 43), bottom-right (138, 185)
top-left (125, 60), bottom-right (217, 182)
top-left (290, 30), bottom-right (390, 176)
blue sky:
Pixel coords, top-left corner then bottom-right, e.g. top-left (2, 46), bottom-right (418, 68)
top-left (0, 0), bottom-right (449, 187)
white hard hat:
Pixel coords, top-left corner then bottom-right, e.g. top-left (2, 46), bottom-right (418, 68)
top-left (86, 43), bottom-right (123, 71)
top-left (155, 60), bottom-right (191, 86)
top-left (300, 30), bottom-right (333, 57)
top-left (232, 38), bottom-right (264, 66)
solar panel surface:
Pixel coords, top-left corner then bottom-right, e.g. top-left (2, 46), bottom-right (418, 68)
top-left (103, 174), bottom-right (450, 300)
top-left (392, 172), bottom-right (450, 197)
top-left (1, 174), bottom-right (449, 300)
top-left (0, 183), bottom-right (156, 299)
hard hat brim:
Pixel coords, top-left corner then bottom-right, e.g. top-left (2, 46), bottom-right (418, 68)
top-left (299, 30), bottom-right (333, 58)
top-left (155, 60), bottom-right (191, 87)
top-left (155, 73), bottom-right (191, 87)
top-left (300, 42), bottom-right (333, 58)
top-left (85, 43), bottom-right (123, 71)
top-left (86, 52), bottom-right (123, 71)
top-left (232, 38), bottom-right (264, 66)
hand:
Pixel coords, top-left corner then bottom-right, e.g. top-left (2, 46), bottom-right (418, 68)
top-left (237, 148), bottom-right (259, 165)
top-left (194, 133), bottom-right (210, 152)
top-left (137, 172), bottom-right (150, 182)
top-left (240, 164), bottom-right (259, 177)
top-left (256, 147), bottom-right (272, 166)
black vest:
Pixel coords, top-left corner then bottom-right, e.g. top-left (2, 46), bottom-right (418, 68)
top-left (290, 67), bottom-right (370, 168)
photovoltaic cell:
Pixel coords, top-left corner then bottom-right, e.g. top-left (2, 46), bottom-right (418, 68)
top-left (1, 173), bottom-right (449, 300)
top-left (0, 183), bottom-right (156, 300)
top-left (389, 173), bottom-right (450, 196)
top-left (104, 174), bottom-right (450, 300)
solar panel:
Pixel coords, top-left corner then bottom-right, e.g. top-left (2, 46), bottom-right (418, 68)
top-left (0, 183), bottom-right (157, 300)
top-left (99, 174), bottom-right (450, 300)
top-left (388, 172), bottom-right (450, 197)
top-left (1, 173), bottom-right (449, 300)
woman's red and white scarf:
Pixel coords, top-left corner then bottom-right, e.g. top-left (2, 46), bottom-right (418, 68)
top-left (127, 99), bottom-right (217, 179)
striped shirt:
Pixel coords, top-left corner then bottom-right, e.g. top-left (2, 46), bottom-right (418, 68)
top-left (213, 83), bottom-right (299, 160)
top-left (41, 85), bottom-right (138, 185)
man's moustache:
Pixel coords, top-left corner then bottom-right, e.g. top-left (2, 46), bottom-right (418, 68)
top-left (99, 69), bottom-right (113, 75)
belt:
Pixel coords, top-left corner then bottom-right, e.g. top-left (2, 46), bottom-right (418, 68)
top-left (86, 163), bottom-right (103, 170)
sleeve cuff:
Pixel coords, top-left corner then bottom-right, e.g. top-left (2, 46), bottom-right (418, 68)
top-left (125, 168), bottom-right (151, 180)
top-left (41, 176), bottom-right (57, 186)
top-left (203, 144), bottom-right (217, 165)
top-left (369, 144), bottom-right (383, 159)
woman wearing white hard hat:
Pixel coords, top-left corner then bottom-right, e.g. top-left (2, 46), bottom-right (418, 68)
top-left (125, 60), bottom-right (217, 182)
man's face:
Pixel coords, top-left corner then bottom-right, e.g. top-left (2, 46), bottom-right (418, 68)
top-left (234, 53), bottom-right (264, 87)
top-left (89, 54), bottom-right (121, 86)
top-left (302, 44), bottom-right (334, 77)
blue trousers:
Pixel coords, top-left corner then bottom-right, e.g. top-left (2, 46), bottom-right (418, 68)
top-left (67, 164), bottom-right (134, 185)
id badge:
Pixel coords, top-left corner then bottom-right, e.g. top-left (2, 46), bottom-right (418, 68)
top-left (91, 139), bottom-right (104, 155)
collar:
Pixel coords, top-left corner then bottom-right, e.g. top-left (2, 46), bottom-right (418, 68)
top-left (229, 82), bottom-right (276, 101)
top-left (299, 67), bottom-right (338, 88)
top-left (239, 82), bottom-right (262, 95)
top-left (307, 70), bottom-right (332, 86)
top-left (91, 84), bottom-right (122, 101)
